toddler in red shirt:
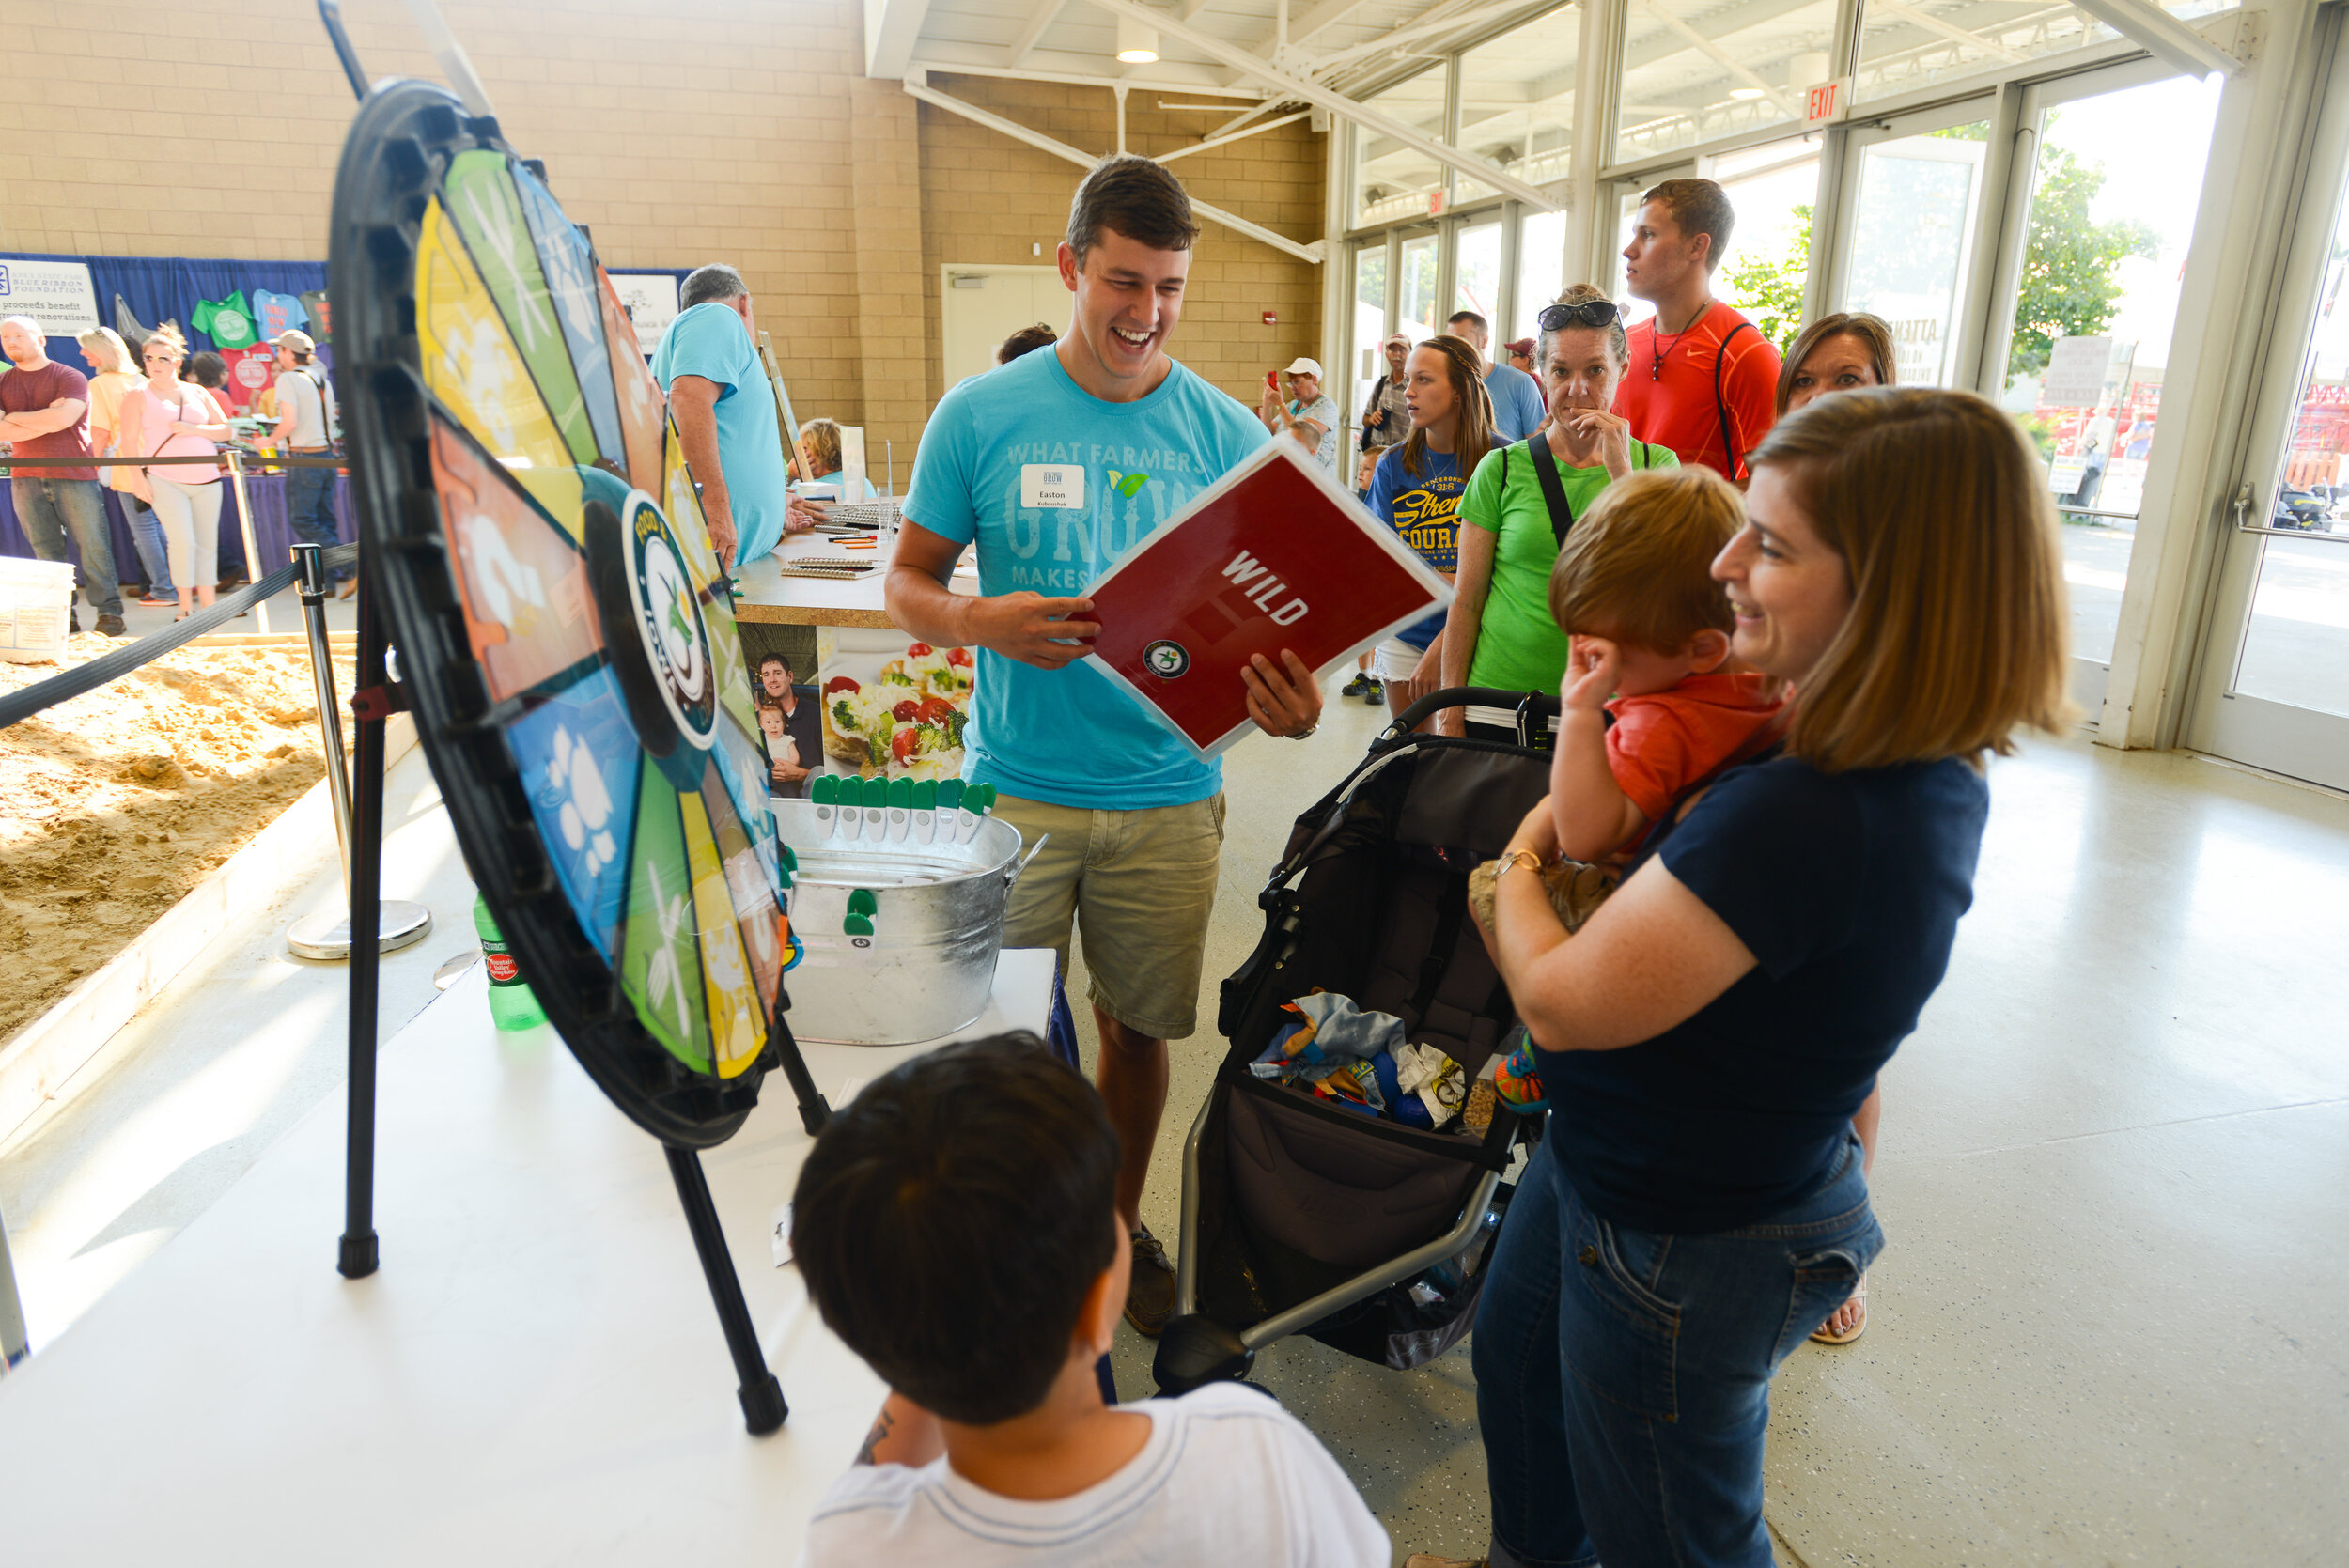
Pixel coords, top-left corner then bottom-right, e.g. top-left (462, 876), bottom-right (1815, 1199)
top-left (1494, 467), bottom-right (1782, 1109)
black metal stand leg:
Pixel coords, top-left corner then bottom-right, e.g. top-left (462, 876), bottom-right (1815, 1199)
top-left (664, 1144), bottom-right (787, 1436)
top-left (767, 1011), bottom-right (830, 1137)
top-left (339, 578), bottom-right (386, 1281)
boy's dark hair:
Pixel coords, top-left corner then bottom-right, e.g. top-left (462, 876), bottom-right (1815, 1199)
top-left (997, 322), bottom-right (1059, 364)
top-left (1066, 153), bottom-right (1199, 264)
top-left (757, 650), bottom-right (793, 677)
top-left (1445, 310), bottom-right (1487, 335)
top-left (791, 1033), bottom-right (1120, 1425)
top-left (186, 350), bottom-right (228, 390)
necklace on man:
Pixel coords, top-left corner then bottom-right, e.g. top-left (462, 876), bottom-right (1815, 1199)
top-left (1649, 302), bottom-right (1708, 380)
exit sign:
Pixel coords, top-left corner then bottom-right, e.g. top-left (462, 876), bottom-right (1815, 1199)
top-left (1805, 80), bottom-right (1843, 124)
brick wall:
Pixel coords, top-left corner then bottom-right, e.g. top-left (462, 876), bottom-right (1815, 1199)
top-left (915, 74), bottom-right (1327, 415)
top-left (1, 2), bottom-right (1328, 455)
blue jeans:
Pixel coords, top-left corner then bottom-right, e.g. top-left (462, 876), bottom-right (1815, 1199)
top-left (125, 495), bottom-right (175, 598)
top-left (1473, 1134), bottom-right (1882, 1568)
top-left (283, 460), bottom-right (350, 580)
top-left (12, 476), bottom-right (121, 616)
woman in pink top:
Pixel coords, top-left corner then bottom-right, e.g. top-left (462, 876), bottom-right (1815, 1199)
top-left (123, 326), bottom-right (231, 619)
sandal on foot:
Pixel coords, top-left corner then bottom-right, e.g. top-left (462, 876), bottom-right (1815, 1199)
top-left (1811, 1272), bottom-right (1867, 1344)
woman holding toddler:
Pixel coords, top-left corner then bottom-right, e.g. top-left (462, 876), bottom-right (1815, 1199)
top-left (1423, 388), bottom-right (2071, 1568)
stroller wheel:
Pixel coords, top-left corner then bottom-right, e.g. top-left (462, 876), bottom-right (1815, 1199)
top-left (1152, 1312), bottom-right (1257, 1395)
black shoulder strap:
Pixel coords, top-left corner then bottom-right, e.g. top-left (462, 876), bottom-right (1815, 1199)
top-left (1526, 437), bottom-right (1577, 549)
top-left (1714, 318), bottom-right (1754, 478)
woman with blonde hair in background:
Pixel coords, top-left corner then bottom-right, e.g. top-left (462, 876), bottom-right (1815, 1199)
top-left (1411, 388), bottom-right (2071, 1568)
top-left (121, 326), bottom-right (231, 620)
top-left (797, 417), bottom-right (874, 501)
top-left (76, 327), bottom-right (176, 608)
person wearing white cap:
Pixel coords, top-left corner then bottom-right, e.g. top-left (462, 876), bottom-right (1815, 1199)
top-left (269, 328), bottom-right (352, 597)
top-left (1257, 355), bottom-right (1338, 471)
top-left (1360, 331), bottom-right (1412, 458)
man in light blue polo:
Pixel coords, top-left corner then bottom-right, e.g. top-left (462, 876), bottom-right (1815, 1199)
top-left (650, 265), bottom-right (802, 569)
top-left (885, 154), bottom-right (1326, 1338)
top-left (1448, 309), bottom-right (1547, 441)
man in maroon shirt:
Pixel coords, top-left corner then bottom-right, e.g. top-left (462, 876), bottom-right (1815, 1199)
top-left (3, 316), bottom-right (123, 634)
top-left (1611, 179), bottom-right (1781, 485)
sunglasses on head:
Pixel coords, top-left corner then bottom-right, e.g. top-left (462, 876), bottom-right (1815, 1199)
top-left (1537, 299), bottom-right (1622, 332)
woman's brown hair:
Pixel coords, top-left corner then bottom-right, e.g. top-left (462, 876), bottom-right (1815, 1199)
top-left (1393, 334), bottom-right (1495, 479)
top-left (1751, 387), bottom-right (2074, 772)
top-left (1774, 312), bottom-right (1897, 417)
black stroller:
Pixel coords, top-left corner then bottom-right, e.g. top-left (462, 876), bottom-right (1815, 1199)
top-left (1154, 689), bottom-right (1559, 1393)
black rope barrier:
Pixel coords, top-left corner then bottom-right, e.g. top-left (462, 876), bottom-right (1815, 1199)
top-left (0, 543), bottom-right (359, 730)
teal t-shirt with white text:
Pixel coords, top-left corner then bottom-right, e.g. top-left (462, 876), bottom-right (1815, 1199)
top-left (903, 349), bottom-right (1270, 810)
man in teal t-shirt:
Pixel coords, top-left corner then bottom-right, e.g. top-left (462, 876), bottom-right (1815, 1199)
top-left (889, 155), bottom-right (1324, 1338)
top-left (650, 267), bottom-right (797, 569)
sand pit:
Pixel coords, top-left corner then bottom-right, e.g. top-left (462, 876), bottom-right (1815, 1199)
top-left (0, 633), bottom-right (359, 1045)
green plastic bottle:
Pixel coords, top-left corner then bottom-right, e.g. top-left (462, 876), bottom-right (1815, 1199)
top-left (473, 893), bottom-right (548, 1031)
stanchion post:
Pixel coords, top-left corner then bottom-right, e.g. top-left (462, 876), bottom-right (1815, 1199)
top-left (338, 575), bottom-right (386, 1281)
top-left (296, 544), bottom-right (354, 894)
top-left (663, 1144), bottom-right (787, 1436)
top-left (225, 450), bottom-right (270, 636)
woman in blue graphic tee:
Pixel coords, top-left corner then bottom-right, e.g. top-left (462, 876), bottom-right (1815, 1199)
top-left (1457, 389), bottom-right (2076, 1568)
top-left (1364, 334), bottom-right (1506, 726)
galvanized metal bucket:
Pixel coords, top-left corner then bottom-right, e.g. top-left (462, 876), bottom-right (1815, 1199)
top-left (772, 798), bottom-right (1046, 1046)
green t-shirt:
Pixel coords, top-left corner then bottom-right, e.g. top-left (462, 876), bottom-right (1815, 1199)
top-left (1457, 436), bottom-right (1678, 694)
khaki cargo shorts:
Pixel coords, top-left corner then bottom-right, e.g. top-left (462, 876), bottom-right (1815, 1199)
top-left (991, 792), bottom-right (1226, 1041)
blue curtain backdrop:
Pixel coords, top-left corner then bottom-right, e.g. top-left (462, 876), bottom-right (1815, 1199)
top-left (7, 251), bottom-right (329, 366)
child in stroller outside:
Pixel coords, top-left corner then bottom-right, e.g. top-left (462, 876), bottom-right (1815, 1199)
top-left (1486, 467), bottom-right (1785, 1110)
top-left (789, 1033), bottom-right (1390, 1566)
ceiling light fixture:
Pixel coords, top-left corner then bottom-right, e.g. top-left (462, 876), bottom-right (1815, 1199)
top-left (1728, 86), bottom-right (1766, 100)
top-left (1116, 17), bottom-right (1160, 62)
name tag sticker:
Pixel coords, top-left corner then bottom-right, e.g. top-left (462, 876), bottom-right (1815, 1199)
top-left (1020, 464), bottom-right (1085, 509)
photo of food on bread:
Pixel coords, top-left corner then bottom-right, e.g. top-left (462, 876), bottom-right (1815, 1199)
top-left (816, 640), bottom-right (975, 780)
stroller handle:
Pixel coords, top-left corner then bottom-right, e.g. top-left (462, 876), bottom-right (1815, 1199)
top-left (1388, 686), bottom-right (1563, 737)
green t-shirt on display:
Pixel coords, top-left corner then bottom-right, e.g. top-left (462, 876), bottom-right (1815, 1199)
top-left (1456, 436), bottom-right (1678, 694)
top-left (192, 292), bottom-right (258, 349)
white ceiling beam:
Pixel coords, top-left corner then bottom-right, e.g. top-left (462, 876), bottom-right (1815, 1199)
top-left (1003, 0), bottom-right (1069, 65)
top-left (911, 48), bottom-right (1268, 95)
top-left (867, 0), bottom-right (939, 77)
top-left (902, 76), bottom-right (1328, 261)
top-left (1156, 108), bottom-right (1315, 158)
top-left (1081, 0), bottom-right (1561, 208)
top-left (2065, 0), bottom-right (2242, 75)
top-left (1299, 0), bottom-right (1528, 73)
top-left (1623, 0), bottom-right (1814, 71)
top-left (1866, 0), bottom-right (2027, 63)
top-left (1630, 0), bottom-right (1800, 117)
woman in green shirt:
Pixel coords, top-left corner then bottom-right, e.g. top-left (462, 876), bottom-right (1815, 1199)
top-left (1439, 285), bottom-right (1677, 740)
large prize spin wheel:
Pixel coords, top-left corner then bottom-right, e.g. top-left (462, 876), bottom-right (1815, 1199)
top-left (327, 79), bottom-right (826, 1436)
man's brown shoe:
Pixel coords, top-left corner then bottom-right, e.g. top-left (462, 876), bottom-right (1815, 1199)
top-left (1125, 1224), bottom-right (1176, 1337)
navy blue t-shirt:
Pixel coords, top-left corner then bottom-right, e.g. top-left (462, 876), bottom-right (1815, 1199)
top-left (1542, 753), bottom-right (1989, 1234)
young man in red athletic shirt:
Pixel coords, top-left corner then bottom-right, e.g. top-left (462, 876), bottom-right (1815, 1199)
top-left (1612, 179), bottom-right (1782, 484)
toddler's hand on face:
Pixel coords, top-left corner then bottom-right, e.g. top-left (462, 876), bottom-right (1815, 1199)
top-left (1563, 636), bottom-right (1619, 713)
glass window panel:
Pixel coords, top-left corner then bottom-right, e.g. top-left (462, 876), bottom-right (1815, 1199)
top-left (1516, 209), bottom-right (1570, 338)
top-left (1353, 244), bottom-right (1391, 441)
top-left (1456, 8), bottom-right (1579, 206)
top-left (1354, 75), bottom-right (1448, 228)
top-left (1995, 75), bottom-right (2222, 666)
top-left (1712, 139), bottom-right (1823, 356)
top-left (1855, 0), bottom-right (2243, 104)
top-left (1615, 0), bottom-right (1841, 163)
top-left (1455, 220), bottom-right (1503, 325)
top-left (2232, 147), bottom-right (2349, 719)
top-left (1610, 179), bottom-right (1661, 331)
top-left (1399, 232), bottom-right (1441, 342)
top-left (1840, 121), bottom-right (1989, 386)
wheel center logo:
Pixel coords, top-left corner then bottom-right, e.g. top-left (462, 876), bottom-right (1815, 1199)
top-left (622, 492), bottom-right (717, 749)
top-left (1143, 639), bottom-right (1189, 678)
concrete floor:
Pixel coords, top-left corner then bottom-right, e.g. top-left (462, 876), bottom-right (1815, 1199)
top-left (5, 675), bottom-right (2347, 1563)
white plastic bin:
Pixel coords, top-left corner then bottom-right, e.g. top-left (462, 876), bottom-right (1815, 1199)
top-left (0, 556), bottom-right (80, 663)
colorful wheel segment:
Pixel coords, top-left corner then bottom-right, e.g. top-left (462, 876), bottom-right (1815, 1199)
top-left (330, 83), bottom-right (787, 1146)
